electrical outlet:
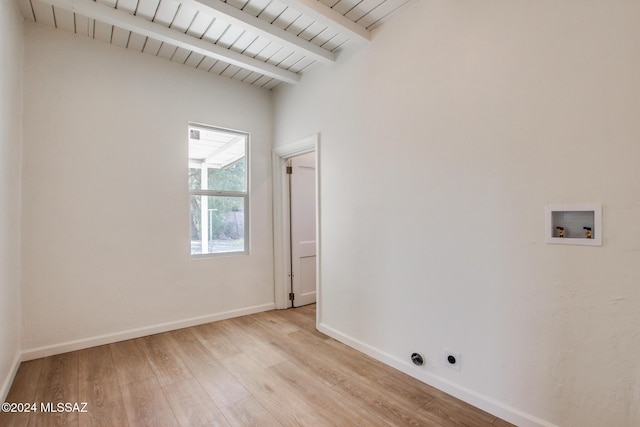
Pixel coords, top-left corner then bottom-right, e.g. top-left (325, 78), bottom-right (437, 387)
top-left (443, 348), bottom-right (461, 371)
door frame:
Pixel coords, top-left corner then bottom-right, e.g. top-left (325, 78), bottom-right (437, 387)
top-left (272, 133), bottom-right (320, 310)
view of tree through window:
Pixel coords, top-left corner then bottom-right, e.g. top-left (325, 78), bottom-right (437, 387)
top-left (188, 124), bottom-right (248, 256)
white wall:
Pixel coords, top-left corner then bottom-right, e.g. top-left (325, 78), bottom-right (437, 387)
top-left (273, 1), bottom-right (640, 426)
top-left (21, 23), bottom-right (274, 355)
top-left (0, 0), bottom-right (23, 400)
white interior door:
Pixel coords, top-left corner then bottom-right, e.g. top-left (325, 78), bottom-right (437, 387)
top-left (289, 152), bottom-right (316, 307)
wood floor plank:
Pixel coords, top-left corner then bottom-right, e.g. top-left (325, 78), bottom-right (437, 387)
top-left (78, 345), bottom-right (128, 427)
top-left (191, 321), bottom-right (243, 360)
top-left (219, 397), bottom-right (281, 427)
top-left (250, 310), bottom-right (300, 335)
top-left (109, 338), bottom-right (155, 386)
top-left (139, 333), bottom-right (193, 387)
top-left (419, 396), bottom-right (497, 427)
top-left (165, 328), bottom-right (250, 407)
top-left (226, 313), bottom-right (257, 327)
top-left (416, 405), bottom-right (474, 427)
top-left (492, 416), bottom-right (516, 426)
top-left (31, 352), bottom-right (80, 427)
top-left (287, 329), bottom-right (393, 379)
top-left (4, 359), bottom-right (44, 400)
top-left (334, 375), bottom-right (441, 426)
top-left (162, 378), bottom-right (230, 426)
top-left (119, 377), bottom-right (179, 427)
top-left (269, 361), bottom-right (390, 426)
top-left (221, 318), bottom-right (288, 368)
top-left (294, 304), bottom-right (316, 315)
top-left (321, 335), bottom-right (405, 377)
top-left (0, 359), bottom-right (44, 427)
top-left (272, 308), bottom-right (325, 338)
top-left (237, 320), bottom-right (354, 386)
top-left (220, 352), bottom-right (334, 426)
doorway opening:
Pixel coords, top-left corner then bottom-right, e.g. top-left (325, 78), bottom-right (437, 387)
top-left (272, 134), bottom-right (319, 311)
top-left (287, 152), bottom-right (316, 307)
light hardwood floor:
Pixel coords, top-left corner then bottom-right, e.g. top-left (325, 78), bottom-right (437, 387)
top-left (1, 305), bottom-right (514, 426)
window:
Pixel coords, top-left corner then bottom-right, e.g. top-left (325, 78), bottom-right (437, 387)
top-left (189, 124), bottom-right (249, 256)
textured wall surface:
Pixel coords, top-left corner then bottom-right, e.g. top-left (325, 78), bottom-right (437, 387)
top-left (274, 1), bottom-right (640, 425)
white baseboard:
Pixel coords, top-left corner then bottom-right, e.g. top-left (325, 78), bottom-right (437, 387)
top-left (1, 352), bottom-right (22, 402)
top-left (317, 322), bottom-right (558, 427)
top-left (21, 303), bottom-right (275, 361)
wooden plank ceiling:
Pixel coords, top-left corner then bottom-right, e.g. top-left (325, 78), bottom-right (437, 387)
top-left (16, 0), bottom-right (412, 89)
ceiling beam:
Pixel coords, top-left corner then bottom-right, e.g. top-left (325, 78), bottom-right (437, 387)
top-left (40, 0), bottom-right (301, 85)
top-left (182, 0), bottom-right (335, 64)
top-left (276, 0), bottom-right (371, 44)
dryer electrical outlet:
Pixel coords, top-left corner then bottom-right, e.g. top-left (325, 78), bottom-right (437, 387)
top-left (443, 348), bottom-right (461, 371)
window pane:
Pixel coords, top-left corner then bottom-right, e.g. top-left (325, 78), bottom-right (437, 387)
top-left (208, 157), bottom-right (246, 192)
top-left (188, 125), bottom-right (247, 192)
top-left (189, 168), bottom-right (202, 190)
top-left (190, 195), bottom-right (245, 255)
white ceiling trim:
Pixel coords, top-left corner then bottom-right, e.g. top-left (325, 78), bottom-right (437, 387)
top-left (39, 0), bottom-right (301, 85)
top-left (277, 0), bottom-right (371, 44)
top-left (182, 0), bottom-right (336, 64)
